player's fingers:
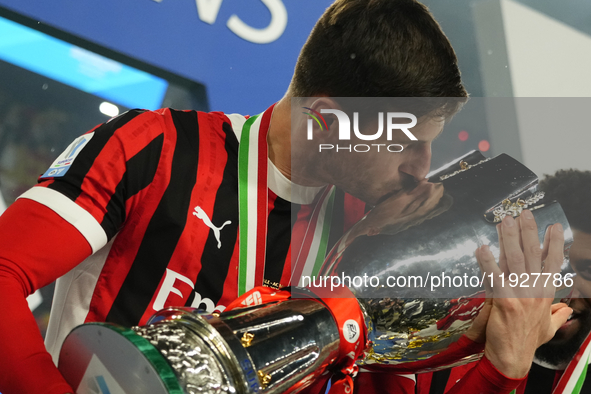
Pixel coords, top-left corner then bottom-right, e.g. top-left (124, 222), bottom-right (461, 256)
top-left (546, 305), bottom-right (573, 344)
top-left (516, 216), bottom-right (524, 252)
top-left (497, 223), bottom-right (508, 274)
top-left (519, 210), bottom-right (543, 274)
top-left (465, 299), bottom-right (492, 344)
top-left (476, 248), bottom-right (494, 296)
top-left (551, 302), bottom-right (569, 314)
top-left (401, 182), bottom-right (434, 215)
top-left (539, 224), bottom-right (565, 298)
top-left (500, 216), bottom-right (527, 276)
top-left (415, 183), bottom-right (445, 216)
top-left (541, 225), bottom-right (552, 264)
top-left (544, 224), bottom-right (565, 276)
top-left (477, 245), bottom-right (503, 294)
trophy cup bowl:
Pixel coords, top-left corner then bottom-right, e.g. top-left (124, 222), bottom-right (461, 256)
top-left (317, 151), bottom-right (573, 369)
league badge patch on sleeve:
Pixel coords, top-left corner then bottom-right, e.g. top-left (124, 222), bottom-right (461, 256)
top-left (40, 132), bottom-right (95, 179)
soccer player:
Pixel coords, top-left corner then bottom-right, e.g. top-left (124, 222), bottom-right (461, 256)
top-left (0, 1), bottom-right (570, 393)
top-left (417, 169), bottom-right (591, 394)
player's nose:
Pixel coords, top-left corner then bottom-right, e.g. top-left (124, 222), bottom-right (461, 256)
top-left (399, 143), bottom-right (432, 182)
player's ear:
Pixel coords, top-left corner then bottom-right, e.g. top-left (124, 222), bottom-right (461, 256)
top-left (305, 97), bottom-right (343, 142)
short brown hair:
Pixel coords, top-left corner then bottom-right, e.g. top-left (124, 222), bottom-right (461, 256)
top-left (290, 0), bottom-right (467, 117)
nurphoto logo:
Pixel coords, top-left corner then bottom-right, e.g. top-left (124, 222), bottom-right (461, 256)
top-left (304, 108), bottom-right (418, 153)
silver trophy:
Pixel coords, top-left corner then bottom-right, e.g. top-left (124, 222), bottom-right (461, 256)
top-left (320, 151), bottom-right (573, 368)
top-left (58, 151), bottom-right (573, 394)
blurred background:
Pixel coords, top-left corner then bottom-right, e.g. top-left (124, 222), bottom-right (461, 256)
top-left (0, 0), bottom-right (589, 341)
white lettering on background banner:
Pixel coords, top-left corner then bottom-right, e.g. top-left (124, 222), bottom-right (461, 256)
top-left (153, 0), bottom-right (288, 44)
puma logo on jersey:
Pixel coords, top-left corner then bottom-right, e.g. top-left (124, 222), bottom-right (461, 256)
top-left (192, 206), bottom-right (231, 249)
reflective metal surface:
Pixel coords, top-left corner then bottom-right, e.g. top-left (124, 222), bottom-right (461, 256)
top-left (133, 322), bottom-right (234, 394)
top-left (142, 300), bottom-right (340, 394)
top-left (60, 299), bottom-right (339, 394)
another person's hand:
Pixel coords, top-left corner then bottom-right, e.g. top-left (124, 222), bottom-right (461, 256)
top-left (474, 211), bottom-right (572, 378)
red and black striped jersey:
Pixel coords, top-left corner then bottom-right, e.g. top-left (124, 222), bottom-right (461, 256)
top-left (17, 106), bottom-right (366, 361)
top-left (0, 107), bottom-right (539, 394)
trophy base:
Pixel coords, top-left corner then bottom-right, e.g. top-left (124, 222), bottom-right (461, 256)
top-left (58, 323), bottom-right (182, 394)
top-left (58, 301), bottom-right (340, 394)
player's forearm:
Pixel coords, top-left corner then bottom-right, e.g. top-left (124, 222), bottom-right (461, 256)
top-left (484, 346), bottom-right (531, 379)
top-left (0, 199), bottom-right (92, 393)
top-left (445, 355), bottom-right (526, 394)
top-left (0, 270), bottom-right (73, 394)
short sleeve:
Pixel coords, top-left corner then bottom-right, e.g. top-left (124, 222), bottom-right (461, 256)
top-left (18, 109), bottom-right (166, 253)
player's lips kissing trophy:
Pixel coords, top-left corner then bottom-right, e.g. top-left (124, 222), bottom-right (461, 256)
top-left (58, 151), bottom-right (574, 394)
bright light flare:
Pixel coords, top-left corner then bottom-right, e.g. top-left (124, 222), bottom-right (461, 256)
top-left (478, 140), bottom-right (491, 152)
top-left (99, 102), bottom-right (119, 117)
